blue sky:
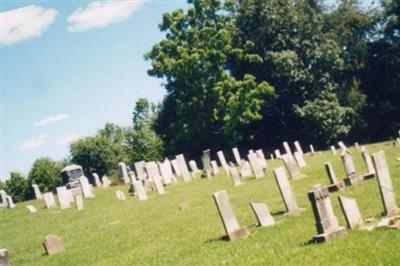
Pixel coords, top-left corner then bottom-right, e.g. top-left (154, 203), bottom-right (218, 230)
top-left (1, 1), bottom-right (188, 179)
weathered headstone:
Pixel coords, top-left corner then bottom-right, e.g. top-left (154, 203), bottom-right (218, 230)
top-left (153, 175), bottom-right (165, 195)
top-left (212, 190), bottom-right (249, 240)
top-left (294, 151), bottom-right (306, 168)
top-left (324, 162), bottom-right (344, 192)
top-left (232, 147), bottom-right (242, 166)
top-left (5, 196), bottom-right (15, 209)
top-left (338, 196), bottom-right (363, 229)
top-left (56, 186), bottom-right (71, 209)
top-left (202, 149), bottom-right (213, 179)
top-left (283, 141), bottom-right (293, 157)
top-left (362, 150), bottom-right (375, 175)
top-left (281, 154), bottom-right (302, 179)
top-left (250, 202), bottom-right (275, 227)
top-left (32, 184), bottom-right (43, 200)
top-left (66, 189), bottom-right (74, 203)
top-left (338, 141), bottom-right (348, 152)
top-left (27, 205), bottom-right (37, 213)
top-left (248, 152), bottom-right (264, 178)
top-left (133, 180), bottom-right (148, 201)
top-left (372, 151), bottom-right (399, 216)
top-left (270, 153), bottom-right (274, 160)
top-left (92, 173), bottom-right (102, 187)
top-left (176, 154), bottom-right (192, 182)
top-left (308, 185), bottom-right (346, 242)
top-left (118, 162), bottom-right (130, 184)
top-left (171, 159), bottom-right (182, 177)
top-left (255, 149), bottom-right (267, 169)
top-left (134, 160), bottom-right (147, 180)
top-left (115, 190), bottom-right (127, 201)
top-left (43, 235), bottom-right (65, 255)
top-left (239, 160), bottom-right (252, 177)
top-left (217, 151), bottom-right (229, 175)
top-left (0, 248), bottom-right (11, 266)
top-left (80, 176), bottom-right (95, 198)
top-left (330, 145), bottom-right (337, 155)
top-left (229, 163), bottom-right (241, 187)
top-left (294, 141), bottom-right (304, 155)
top-left (101, 176), bottom-right (111, 187)
top-left (309, 144), bottom-right (315, 155)
top-left (145, 161), bottom-right (161, 181)
top-left (273, 167), bottom-right (302, 214)
top-left (355, 142), bottom-right (360, 150)
top-left (341, 151), bottom-right (362, 185)
top-left (75, 194), bottom-right (84, 210)
top-left (0, 190), bottom-right (7, 208)
top-left (43, 192), bottom-right (57, 208)
top-left (189, 160), bottom-right (200, 173)
top-left (274, 149), bottom-right (282, 159)
top-left (211, 160), bottom-right (220, 175)
top-left (158, 159), bottom-right (174, 185)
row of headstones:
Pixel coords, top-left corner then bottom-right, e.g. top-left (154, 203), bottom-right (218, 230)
top-left (213, 150), bottom-right (399, 242)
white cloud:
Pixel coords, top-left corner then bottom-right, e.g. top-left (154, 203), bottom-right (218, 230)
top-left (34, 113), bottom-right (70, 127)
top-left (19, 134), bottom-right (47, 151)
top-left (56, 134), bottom-right (81, 145)
top-left (67, 1), bottom-right (142, 32)
top-left (0, 5), bottom-right (57, 45)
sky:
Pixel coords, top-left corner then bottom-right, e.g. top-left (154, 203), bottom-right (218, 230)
top-left (1, 0), bottom-right (188, 179)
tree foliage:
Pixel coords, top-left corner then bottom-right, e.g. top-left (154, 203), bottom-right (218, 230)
top-left (5, 172), bottom-right (30, 202)
top-left (27, 157), bottom-right (63, 193)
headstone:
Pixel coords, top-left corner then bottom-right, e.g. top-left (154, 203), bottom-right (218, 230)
top-left (338, 196), bottom-right (363, 229)
top-left (239, 161), bottom-right (252, 177)
top-left (56, 186), bottom-right (71, 209)
top-left (202, 149), bottom-right (212, 178)
top-left (43, 235), bottom-right (65, 255)
top-left (330, 145), bottom-right (337, 155)
top-left (273, 167), bottom-right (301, 214)
top-left (372, 151), bottom-right (399, 216)
top-left (255, 149), bottom-right (267, 169)
top-left (176, 154), bottom-right (192, 182)
top-left (281, 154), bottom-right (302, 179)
top-left (0, 190), bottom-right (7, 208)
top-left (232, 147), bottom-right (242, 166)
top-left (324, 162), bottom-right (344, 192)
top-left (5, 196), bottom-right (15, 209)
top-left (294, 141), bottom-right (304, 155)
top-left (248, 152), bottom-right (264, 178)
top-left (101, 176), bottom-right (111, 187)
top-left (338, 141), bottom-right (348, 152)
top-left (115, 190), bottom-right (127, 201)
top-left (274, 149), bottom-right (281, 159)
top-left (270, 154), bottom-right (274, 160)
top-left (341, 152), bottom-right (356, 178)
top-left (250, 202), bottom-right (275, 227)
top-left (128, 170), bottom-right (136, 183)
top-left (283, 141), bottom-right (293, 157)
top-left (66, 189), bottom-right (74, 203)
top-left (309, 144), bottom-right (315, 155)
top-left (362, 150), bottom-right (375, 175)
top-left (0, 248), bottom-right (10, 266)
top-left (397, 138), bottom-right (400, 146)
top-left (217, 151), bottom-right (229, 175)
top-left (229, 163), bottom-right (241, 186)
top-left (211, 160), bottom-right (220, 175)
top-left (355, 142), bottom-right (360, 150)
top-left (75, 194), bottom-right (84, 210)
top-left (93, 173), bottom-right (102, 187)
top-left (158, 159), bottom-right (174, 185)
top-left (189, 160), bottom-right (200, 173)
top-left (145, 161), bottom-right (161, 181)
top-left (153, 175), bottom-right (165, 195)
top-left (171, 159), bottom-right (182, 177)
top-left (27, 205), bottom-right (37, 213)
top-left (133, 180), bottom-right (148, 201)
top-left (80, 176), bottom-right (95, 198)
top-left (32, 184), bottom-right (43, 200)
top-left (43, 192), bottom-right (57, 208)
top-left (118, 162), bottom-right (130, 184)
top-left (134, 161), bottom-right (147, 179)
top-left (293, 151), bottom-right (306, 168)
top-left (212, 190), bottom-right (249, 240)
top-left (308, 185), bottom-right (346, 242)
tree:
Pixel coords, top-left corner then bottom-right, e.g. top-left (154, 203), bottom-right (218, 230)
top-left (27, 157), bottom-right (63, 193)
top-left (5, 172), bottom-right (30, 202)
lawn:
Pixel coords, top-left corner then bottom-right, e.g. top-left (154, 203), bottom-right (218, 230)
top-left (1, 141), bottom-right (400, 265)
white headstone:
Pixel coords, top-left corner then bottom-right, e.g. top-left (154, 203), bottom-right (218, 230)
top-left (338, 196), bottom-right (363, 229)
top-left (273, 167), bottom-right (301, 213)
top-left (133, 180), bottom-right (148, 201)
top-left (211, 160), bottom-right (220, 175)
top-left (324, 162), bottom-right (337, 185)
top-left (341, 152), bottom-right (356, 178)
top-left (362, 150), bottom-right (375, 175)
top-left (255, 149), bottom-right (267, 169)
top-left (232, 147), bottom-right (242, 166)
top-left (43, 192), bottom-right (57, 208)
top-left (5, 196), bottom-right (15, 209)
top-left (250, 202), bottom-right (275, 227)
top-left (27, 205), bottom-right (37, 213)
top-left (102, 176), bottom-right (111, 187)
top-left (134, 161), bottom-right (147, 179)
top-left (93, 173), bottom-right (102, 187)
top-left (338, 141), bottom-right (348, 152)
top-left (309, 144), bottom-right (315, 155)
top-left (176, 154), bottom-right (192, 182)
top-left (229, 164), bottom-right (241, 187)
top-left (32, 184), bottom-right (43, 200)
top-left (171, 159), bottom-right (182, 177)
top-left (189, 160), bottom-right (201, 173)
top-left (118, 162), bottom-right (130, 184)
top-left (283, 141), bottom-right (293, 157)
top-left (330, 145), bottom-right (337, 155)
top-left (115, 190), bottom-right (127, 201)
top-left (75, 194), bottom-right (84, 210)
top-left (217, 151), bottom-right (229, 175)
top-left (56, 186), bottom-right (71, 209)
top-left (293, 141), bottom-right (304, 155)
top-left (281, 154), bottom-right (302, 179)
top-left (80, 176), bottom-right (95, 198)
top-left (274, 149), bottom-right (281, 159)
top-left (239, 161), bottom-right (252, 177)
top-left (158, 159), bottom-right (174, 185)
top-left (293, 151), bottom-right (306, 168)
top-left (153, 175), bottom-right (165, 195)
top-left (248, 152), bottom-right (264, 178)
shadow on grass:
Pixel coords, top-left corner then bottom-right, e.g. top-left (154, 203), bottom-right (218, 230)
top-left (271, 210), bottom-right (286, 216)
top-left (300, 238), bottom-right (318, 246)
top-left (205, 235), bottom-right (230, 243)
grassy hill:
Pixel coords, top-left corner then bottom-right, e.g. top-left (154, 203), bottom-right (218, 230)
top-left (1, 141), bottom-right (400, 265)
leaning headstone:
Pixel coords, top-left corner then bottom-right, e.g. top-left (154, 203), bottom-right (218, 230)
top-left (212, 190), bottom-right (249, 240)
top-left (0, 190), bottom-right (7, 209)
top-left (176, 154), bottom-right (192, 182)
top-left (338, 196), bottom-right (363, 229)
top-left (355, 142), bottom-right (360, 150)
top-left (229, 163), bottom-right (241, 187)
top-left (274, 149), bottom-right (282, 159)
top-left (75, 194), bottom-right (84, 210)
top-left (250, 202), bottom-right (275, 227)
top-left (273, 167), bottom-right (302, 214)
top-left (115, 190), bottom-right (127, 201)
top-left (255, 149), bottom-right (267, 169)
top-left (80, 176), bottom-right (95, 198)
top-left (43, 235), bottom-right (65, 255)
top-left (66, 189), bottom-right (74, 203)
top-left (309, 144), bottom-right (315, 155)
top-left (283, 141), bottom-right (293, 157)
top-left (189, 160), bottom-right (201, 174)
top-left (281, 154), bottom-right (302, 179)
top-left (5, 196), bottom-right (15, 209)
top-left (270, 153), bottom-right (274, 160)
top-left (145, 161), bottom-right (161, 181)
top-left (211, 160), bottom-right (220, 175)
top-left (341, 151), bottom-right (362, 185)
top-left (171, 159), bottom-right (182, 177)
top-left (134, 160), bottom-right (147, 180)
top-left (293, 151), bottom-right (306, 168)
top-left (308, 185), bottom-right (346, 242)
top-left (118, 162), bottom-right (130, 184)
top-left (93, 173), bottom-right (102, 187)
top-left (102, 176), bottom-right (111, 187)
top-left (158, 159), bottom-right (174, 185)
top-left (232, 147), bottom-right (242, 166)
top-left (372, 151), bottom-right (399, 216)
top-left (43, 192), bottom-right (57, 208)
top-left (217, 151), bottom-right (229, 175)
top-left (338, 141), bottom-right (348, 152)
top-left (133, 180), bottom-right (148, 201)
top-left (0, 248), bottom-right (11, 266)
top-left (324, 162), bottom-right (344, 192)
top-left (32, 184), bottom-right (43, 200)
top-left (330, 145), bottom-right (337, 155)
top-left (153, 175), bottom-right (165, 195)
top-left (239, 160), bottom-right (252, 177)
top-left (202, 149), bottom-right (212, 179)
top-left (294, 141), bottom-right (304, 155)
top-left (248, 152), bottom-right (264, 178)
top-left (27, 205), bottom-right (37, 213)
top-left (56, 186), bottom-right (71, 209)
top-left (362, 150), bottom-right (375, 176)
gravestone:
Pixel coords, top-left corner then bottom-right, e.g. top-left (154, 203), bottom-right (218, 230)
top-left (372, 151), bottom-right (399, 216)
top-left (158, 159), bottom-right (174, 185)
top-left (145, 161), bottom-right (161, 181)
top-left (75, 194), bottom-right (84, 210)
top-left (217, 151), bottom-right (230, 175)
top-left (133, 180), bottom-right (148, 201)
top-left (281, 154), bottom-right (302, 179)
top-left (176, 154), bottom-right (192, 182)
top-left (27, 205), bottom-right (37, 213)
top-left (134, 161), bottom-right (147, 180)
top-left (43, 192), bottom-right (57, 208)
top-left (43, 235), bottom-right (65, 255)
top-left (32, 184), bottom-right (43, 200)
top-left (118, 162), bottom-right (130, 184)
top-left (355, 142), bottom-right (360, 150)
top-left (153, 175), bottom-right (165, 195)
top-left (270, 154), bottom-right (274, 160)
top-left (294, 141), bottom-right (304, 155)
top-left (128, 170), bottom-right (136, 183)
top-left (338, 196), bottom-right (363, 229)
top-left (202, 149), bottom-right (212, 179)
top-left (283, 141), bottom-right (293, 157)
top-left (171, 159), bottom-right (182, 177)
top-left (324, 162), bottom-right (344, 192)
top-left (56, 186), bottom-right (71, 209)
top-left (294, 151), bottom-right (306, 168)
top-left (93, 173), bottom-right (102, 187)
top-left (232, 147), bottom-right (242, 166)
top-left (330, 145), bottom-right (337, 155)
top-left (211, 160), bottom-right (220, 175)
top-left (308, 185), bottom-right (346, 242)
top-left (255, 149), bottom-right (267, 169)
top-left (115, 190), bottom-right (127, 201)
top-left (250, 202), bottom-right (275, 227)
top-left (341, 152), bottom-right (362, 186)
top-left (239, 161), bottom-right (252, 177)
top-left (0, 248), bottom-right (10, 266)
top-left (309, 144), bottom-right (315, 155)
top-left (212, 190), bottom-right (249, 240)
top-left (101, 176), bottom-right (111, 187)
top-left (0, 190), bottom-right (7, 208)
top-left (248, 152), bottom-right (264, 178)
top-left (362, 150), bottom-right (375, 175)
top-left (66, 189), bottom-right (74, 203)
top-left (397, 138), bottom-right (400, 146)
top-left (5, 196), bottom-right (15, 209)
top-left (189, 160), bottom-right (200, 173)
top-left (80, 176), bottom-right (95, 198)
top-left (273, 167), bottom-right (302, 214)
top-left (338, 141), bottom-right (348, 152)
top-left (274, 149), bottom-right (282, 159)
top-left (229, 164), bottom-right (241, 187)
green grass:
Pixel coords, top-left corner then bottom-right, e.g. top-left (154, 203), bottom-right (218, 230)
top-left (1, 141), bottom-right (400, 265)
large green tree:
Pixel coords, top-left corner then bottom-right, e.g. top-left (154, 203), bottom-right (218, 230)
top-left (27, 157), bottom-right (63, 193)
top-left (5, 172), bottom-right (30, 202)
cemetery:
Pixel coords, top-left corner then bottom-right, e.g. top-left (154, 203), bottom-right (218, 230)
top-left (1, 140), bottom-right (400, 265)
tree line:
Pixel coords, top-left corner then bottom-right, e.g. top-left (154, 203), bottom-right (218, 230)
top-left (2, 0), bottom-right (399, 202)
